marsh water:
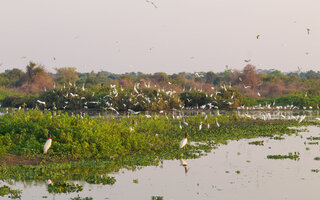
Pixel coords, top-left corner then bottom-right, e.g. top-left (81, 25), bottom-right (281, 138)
top-left (2, 123), bottom-right (320, 199)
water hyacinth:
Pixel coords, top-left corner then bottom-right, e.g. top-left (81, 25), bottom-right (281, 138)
top-left (0, 109), bottom-right (313, 184)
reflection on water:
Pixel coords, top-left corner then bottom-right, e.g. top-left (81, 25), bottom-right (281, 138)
top-left (3, 126), bottom-right (320, 199)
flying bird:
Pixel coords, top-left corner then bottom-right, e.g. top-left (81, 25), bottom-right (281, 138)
top-left (244, 59), bottom-right (251, 63)
top-left (146, 0), bottom-right (158, 8)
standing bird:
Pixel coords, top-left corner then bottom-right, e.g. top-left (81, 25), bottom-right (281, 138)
top-left (256, 35), bottom-right (260, 39)
top-left (216, 119), bottom-right (220, 127)
top-left (43, 134), bottom-right (52, 154)
top-left (180, 133), bottom-right (188, 148)
top-left (307, 28), bottom-right (310, 35)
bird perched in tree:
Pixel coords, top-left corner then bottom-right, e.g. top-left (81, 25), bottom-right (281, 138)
top-left (180, 133), bottom-right (188, 148)
top-left (43, 133), bottom-right (52, 154)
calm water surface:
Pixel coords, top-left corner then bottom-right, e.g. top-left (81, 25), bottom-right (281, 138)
top-left (2, 126), bottom-right (320, 200)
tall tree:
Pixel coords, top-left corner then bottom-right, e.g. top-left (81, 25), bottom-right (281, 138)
top-left (55, 67), bottom-right (79, 84)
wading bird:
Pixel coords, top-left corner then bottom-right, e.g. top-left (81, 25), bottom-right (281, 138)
top-left (43, 134), bottom-right (52, 154)
top-left (180, 133), bottom-right (188, 148)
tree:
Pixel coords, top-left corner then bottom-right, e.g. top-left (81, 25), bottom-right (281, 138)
top-left (243, 64), bottom-right (258, 90)
top-left (205, 71), bottom-right (217, 84)
top-left (20, 62), bottom-right (53, 93)
top-left (55, 67), bottom-right (79, 84)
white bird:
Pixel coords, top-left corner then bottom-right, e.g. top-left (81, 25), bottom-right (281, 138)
top-left (216, 119), bottom-right (220, 127)
top-left (108, 107), bottom-right (119, 114)
top-left (298, 115), bottom-right (306, 123)
top-left (43, 134), bottom-right (52, 154)
top-left (257, 92), bottom-right (261, 97)
top-left (179, 133), bottom-right (188, 148)
top-left (36, 100), bottom-right (46, 105)
top-left (179, 122), bottom-right (182, 129)
top-left (199, 122), bottom-right (202, 131)
top-left (47, 179), bottom-right (53, 185)
top-left (207, 123), bottom-right (210, 129)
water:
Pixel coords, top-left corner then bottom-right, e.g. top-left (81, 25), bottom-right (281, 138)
top-left (2, 125), bottom-right (320, 199)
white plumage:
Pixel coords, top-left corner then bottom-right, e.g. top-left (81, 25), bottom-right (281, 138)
top-left (179, 133), bottom-right (188, 148)
top-left (43, 137), bottom-right (52, 154)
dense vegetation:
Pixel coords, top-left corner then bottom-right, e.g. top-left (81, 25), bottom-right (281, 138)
top-left (0, 109), bottom-right (312, 183)
top-left (1, 62), bottom-right (320, 110)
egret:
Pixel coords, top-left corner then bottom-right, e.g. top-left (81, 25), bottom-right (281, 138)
top-left (298, 115), bottom-right (306, 123)
top-left (36, 100), bottom-right (46, 105)
top-left (43, 134), bottom-right (52, 154)
top-left (216, 119), bottom-right (220, 127)
top-left (179, 133), bottom-right (188, 148)
top-left (199, 122), bottom-right (202, 131)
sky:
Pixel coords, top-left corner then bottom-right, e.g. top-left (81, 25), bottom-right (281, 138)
top-left (0, 0), bottom-right (319, 74)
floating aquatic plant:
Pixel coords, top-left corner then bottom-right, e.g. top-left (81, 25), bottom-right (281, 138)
top-left (248, 141), bottom-right (264, 145)
top-left (0, 185), bottom-right (22, 199)
top-left (85, 175), bottom-right (116, 185)
top-left (267, 152), bottom-right (300, 160)
top-left (47, 182), bottom-right (83, 194)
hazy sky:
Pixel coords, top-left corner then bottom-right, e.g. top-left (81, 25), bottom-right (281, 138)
top-left (0, 0), bottom-right (319, 74)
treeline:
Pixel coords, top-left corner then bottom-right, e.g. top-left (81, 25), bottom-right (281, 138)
top-left (0, 61), bottom-right (320, 110)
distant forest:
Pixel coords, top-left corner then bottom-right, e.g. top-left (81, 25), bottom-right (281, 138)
top-left (0, 61), bottom-right (320, 110)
